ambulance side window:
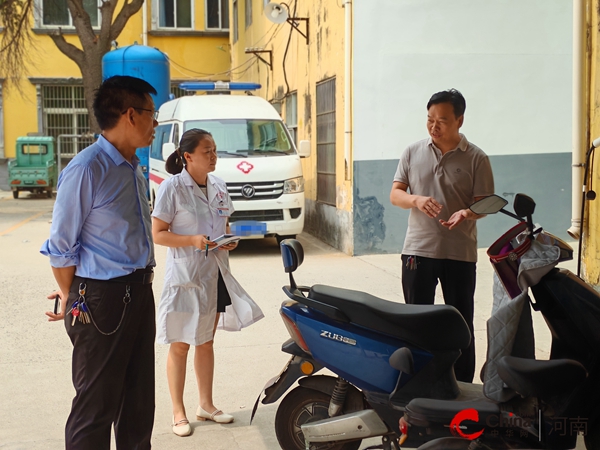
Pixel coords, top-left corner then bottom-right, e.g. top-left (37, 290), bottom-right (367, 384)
top-left (150, 124), bottom-right (173, 161)
top-left (172, 123), bottom-right (180, 147)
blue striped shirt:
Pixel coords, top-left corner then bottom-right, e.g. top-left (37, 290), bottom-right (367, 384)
top-left (40, 135), bottom-right (155, 280)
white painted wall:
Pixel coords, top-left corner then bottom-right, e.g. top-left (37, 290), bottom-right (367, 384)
top-left (353, 0), bottom-right (572, 160)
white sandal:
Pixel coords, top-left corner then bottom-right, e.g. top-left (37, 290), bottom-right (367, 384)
top-left (172, 417), bottom-right (192, 436)
top-left (196, 406), bottom-right (234, 424)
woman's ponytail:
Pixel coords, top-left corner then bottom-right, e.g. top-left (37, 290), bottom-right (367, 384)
top-left (165, 149), bottom-right (184, 175)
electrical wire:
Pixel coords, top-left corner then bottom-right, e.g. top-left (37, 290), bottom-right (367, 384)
top-left (250, 22), bottom-right (277, 47)
top-left (166, 54), bottom-right (256, 77)
top-left (271, 0), bottom-right (297, 102)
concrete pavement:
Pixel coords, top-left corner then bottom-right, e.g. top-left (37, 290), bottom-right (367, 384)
top-left (0, 190), bottom-right (585, 449)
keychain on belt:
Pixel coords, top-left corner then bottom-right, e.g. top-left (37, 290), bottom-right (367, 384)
top-left (69, 283), bottom-right (91, 325)
top-left (69, 282), bottom-right (131, 335)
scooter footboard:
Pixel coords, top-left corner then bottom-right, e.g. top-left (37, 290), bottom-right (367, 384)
top-left (301, 409), bottom-right (389, 443)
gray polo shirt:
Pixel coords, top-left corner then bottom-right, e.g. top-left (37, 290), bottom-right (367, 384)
top-left (393, 134), bottom-right (494, 262)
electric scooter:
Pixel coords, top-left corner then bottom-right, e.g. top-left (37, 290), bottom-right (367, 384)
top-left (399, 194), bottom-right (600, 450)
top-left (251, 239), bottom-right (480, 450)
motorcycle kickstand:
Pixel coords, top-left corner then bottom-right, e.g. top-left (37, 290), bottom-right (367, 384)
top-left (363, 435), bottom-right (401, 450)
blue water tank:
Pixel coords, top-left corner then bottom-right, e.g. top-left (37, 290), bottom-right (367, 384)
top-left (102, 44), bottom-right (170, 107)
top-left (102, 45), bottom-right (170, 190)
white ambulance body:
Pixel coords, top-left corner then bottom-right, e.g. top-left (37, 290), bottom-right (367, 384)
top-left (149, 93), bottom-right (310, 242)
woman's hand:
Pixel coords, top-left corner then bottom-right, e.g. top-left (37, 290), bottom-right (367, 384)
top-left (191, 234), bottom-right (218, 251)
top-left (219, 241), bottom-right (238, 251)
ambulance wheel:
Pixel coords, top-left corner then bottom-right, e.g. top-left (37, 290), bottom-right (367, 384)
top-left (12, 190), bottom-right (18, 199)
top-left (274, 386), bottom-right (362, 450)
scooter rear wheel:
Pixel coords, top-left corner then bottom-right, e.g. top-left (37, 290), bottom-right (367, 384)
top-left (275, 386), bottom-right (362, 450)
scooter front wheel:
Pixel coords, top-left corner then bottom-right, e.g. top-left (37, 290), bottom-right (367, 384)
top-left (275, 386), bottom-right (362, 450)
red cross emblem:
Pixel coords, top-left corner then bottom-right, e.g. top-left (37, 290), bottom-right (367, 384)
top-left (237, 161), bottom-right (254, 174)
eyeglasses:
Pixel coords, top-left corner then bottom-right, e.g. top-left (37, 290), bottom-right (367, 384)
top-left (122, 107), bottom-right (159, 120)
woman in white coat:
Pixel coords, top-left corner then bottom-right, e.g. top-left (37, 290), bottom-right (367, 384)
top-left (152, 129), bottom-right (263, 437)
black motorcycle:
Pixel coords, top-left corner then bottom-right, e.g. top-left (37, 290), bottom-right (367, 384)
top-left (399, 194), bottom-right (600, 450)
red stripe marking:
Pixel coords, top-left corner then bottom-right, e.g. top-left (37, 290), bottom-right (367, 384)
top-left (149, 173), bottom-right (165, 185)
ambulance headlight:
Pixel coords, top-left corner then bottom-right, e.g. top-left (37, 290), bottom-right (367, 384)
top-left (283, 176), bottom-right (304, 193)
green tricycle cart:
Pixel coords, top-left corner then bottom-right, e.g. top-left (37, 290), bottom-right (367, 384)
top-left (8, 136), bottom-right (58, 199)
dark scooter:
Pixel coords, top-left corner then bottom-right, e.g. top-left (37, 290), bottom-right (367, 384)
top-left (399, 194), bottom-right (600, 450)
top-left (251, 236), bottom-right (484, 449)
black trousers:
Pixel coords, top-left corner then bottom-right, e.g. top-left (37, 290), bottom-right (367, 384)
top-left (401, 255), bottom-right (476, 383)
top-left (64, 276), bottom-right (156, 450)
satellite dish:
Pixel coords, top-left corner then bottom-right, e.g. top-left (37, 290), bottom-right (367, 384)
top-left (265, 2), bottom-right (288, 24)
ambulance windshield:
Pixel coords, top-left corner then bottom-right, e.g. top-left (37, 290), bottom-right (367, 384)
top-left (184, 119), bottom-right (295, 157)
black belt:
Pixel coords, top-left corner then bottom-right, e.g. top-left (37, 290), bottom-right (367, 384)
top-left (109, 266), bottom-right (154, 284)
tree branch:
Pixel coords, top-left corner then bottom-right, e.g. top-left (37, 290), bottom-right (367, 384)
top-left (110, 0), bottom-right (144, 41)
top-left (48, 30), bottom-right (85, 68)
top-left (0, 0), bottom-right (34, 89)
top-left (66, 0), bottom-right (97, 46)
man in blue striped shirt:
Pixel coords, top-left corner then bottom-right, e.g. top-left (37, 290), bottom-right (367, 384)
top-left (41, 75), bottom-right (158, 450)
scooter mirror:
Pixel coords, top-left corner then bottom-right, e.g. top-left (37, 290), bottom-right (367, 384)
top-left (469, 195), bottom-right (508, 215)
top-left (513, 194), bottom-right (536, 218)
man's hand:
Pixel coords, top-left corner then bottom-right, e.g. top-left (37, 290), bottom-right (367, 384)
top-left (45, 289), bottom-right (67, 322)
top-left (415, 196), bottom-right (443, 219)
top-left (440, 209), bottom-right (470, 230)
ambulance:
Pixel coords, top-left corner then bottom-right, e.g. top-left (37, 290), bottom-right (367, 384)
top-left (149, 82), bottom-right (310, 243)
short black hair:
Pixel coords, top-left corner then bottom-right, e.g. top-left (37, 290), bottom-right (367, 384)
top-left (427, 89), bottom-right (466, 118)
top-left (93, 76), bottom-right (158, 130)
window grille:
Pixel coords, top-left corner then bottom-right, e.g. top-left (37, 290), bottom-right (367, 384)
top-left (170, 85), bottom-right (196, 98)
top-left (245, 0), bottom-right (252, 28)
top-left (232, 0), bottom-right (239, 43)
top-left (42, 85), bottom-right (93, 156)
top-left (270, 100), bottom-right (282, 116)
top-left (316, 78), bottom-right (336, 206)
top-left (285, 92), bottom-right (298, 145)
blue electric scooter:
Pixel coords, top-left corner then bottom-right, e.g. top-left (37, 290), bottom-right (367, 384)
top-left (251, 239), bottom-right (475, 450)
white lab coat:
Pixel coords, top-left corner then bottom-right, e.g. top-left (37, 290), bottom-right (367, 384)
top-left (152, 168), bottom-right (264, 346)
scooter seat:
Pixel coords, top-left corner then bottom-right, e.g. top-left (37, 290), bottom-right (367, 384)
top-left (404, 391), bottom-right (499, 427)
top-left (308, 284), bottom-right (470, 352)
top-left (496, 356), bottom-right (587, 398)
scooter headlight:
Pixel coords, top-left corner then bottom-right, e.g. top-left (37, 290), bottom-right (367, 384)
top-left (283, 176), bottom-right (304, 194)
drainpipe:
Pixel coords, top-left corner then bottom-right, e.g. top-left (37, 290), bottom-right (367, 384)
top-left (567, 0), bottom-right (587, 239)
top-left (344, 0), bottom-right (352, 181)
top-left (142, 0), bottom-right (148, 46)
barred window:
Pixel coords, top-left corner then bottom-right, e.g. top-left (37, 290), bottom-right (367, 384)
top-left (245, 0), bottom-right (252, 28)
top-left (285, 91), bottom-right (297, 145)
top-left (232, 0), bottom-right (239, 43)
top-left (42, 85), bottom-right (93, 156)
top-left (316, 77), bottom-right (336, 206)
top-left (170, 85), bottom-right (195, 98)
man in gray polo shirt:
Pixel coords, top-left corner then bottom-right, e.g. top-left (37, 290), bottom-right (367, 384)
top-left (390, 89), bottom-right (494, 382)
